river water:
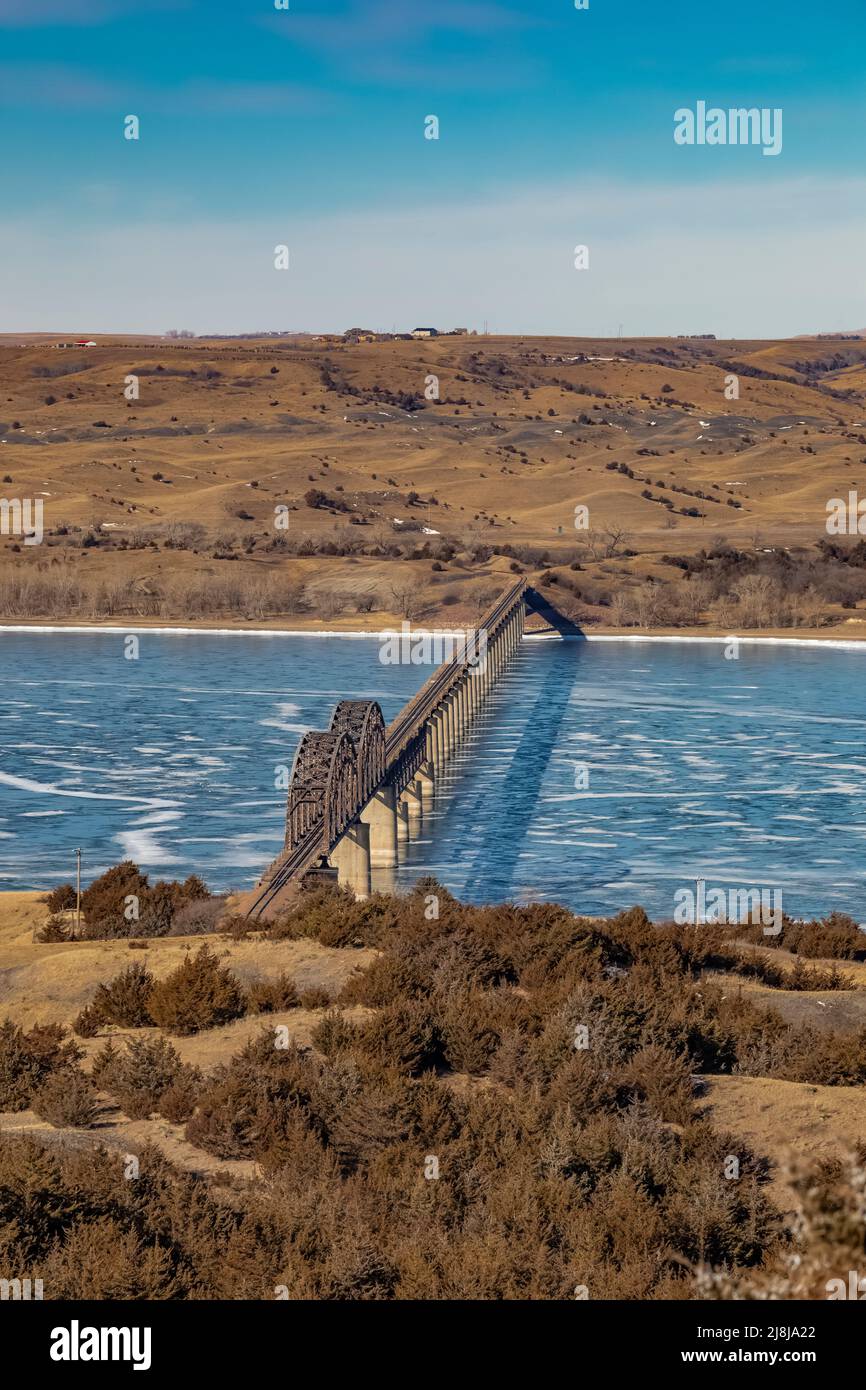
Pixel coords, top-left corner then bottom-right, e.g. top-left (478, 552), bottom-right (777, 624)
top-left (1, 628), bottom-right (864, 921)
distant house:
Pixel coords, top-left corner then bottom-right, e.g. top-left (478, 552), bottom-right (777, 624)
top-left (411, 327), bottom-right (439, 338)
top-left (76, 340), bottom-right (97, 347)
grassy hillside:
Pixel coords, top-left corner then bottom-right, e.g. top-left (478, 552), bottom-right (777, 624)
top-left (2, 334), bottom-right (866, 634)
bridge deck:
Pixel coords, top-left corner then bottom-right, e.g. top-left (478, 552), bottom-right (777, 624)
top-left (384, 578), bottom-right (525, 763)
top-left (242, 579), bottom-right (529, 918)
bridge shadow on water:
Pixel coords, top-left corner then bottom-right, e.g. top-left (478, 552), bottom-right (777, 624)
top-left (393, 635), bottom-right (588, 903)
top-left (523, 585), bottom-right (585, 639)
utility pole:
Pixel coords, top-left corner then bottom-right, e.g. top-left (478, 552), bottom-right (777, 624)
top-left (75, 848), bottom-right (81, 940)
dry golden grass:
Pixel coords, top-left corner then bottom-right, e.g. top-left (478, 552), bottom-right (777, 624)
top-left (699, 1074), bottom-right (866, 1213)
top-left (0, 891), bottom-right (373, 1034)
top-left (0, 890), bottom-right (376, 1178)
top-left (1, 333), bottom-right (865, 633)
top-left (0, 1102), bottom-right (261, 1182)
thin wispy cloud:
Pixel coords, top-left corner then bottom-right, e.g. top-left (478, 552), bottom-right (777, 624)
top-left (265, 0), bottom-right (544, 85)
top-left (0, 0), bottom-right (184, 25)
top-left (714, 55), bottom-right (808, 76)
top-left (278, 0), bottom-right (537, 46)
top-left (0, 62), bottom-right (325, 114)
top-left (357, 52), bottom-right (544, 92)
top-left (160, 79), bottom-right (329, 117)
top-left (0, 62), bottom-right (124, 108)
top-left (2, 174), bottom-right (863, 338)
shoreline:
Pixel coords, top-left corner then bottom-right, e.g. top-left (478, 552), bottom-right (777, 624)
top-left (0, 891), bottom-right (858, 934)
top-left (2, 618), bottom-right (866, 648)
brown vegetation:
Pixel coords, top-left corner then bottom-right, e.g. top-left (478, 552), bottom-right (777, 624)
top-left (4, 877), bottom-right (866, 1298)
top-left (146, 946), bottom-right (246, 1036)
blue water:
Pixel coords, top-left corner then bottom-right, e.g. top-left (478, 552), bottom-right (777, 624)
top-left (1, 630), bottom-right (865, 920)
top-left (396, 638), bottom-right (866, 921)
top-left (0, 629), bottom-right (423, 893)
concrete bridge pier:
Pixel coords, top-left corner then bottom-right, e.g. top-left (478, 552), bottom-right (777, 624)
top-left (402, 779), bottom-right (423, 834)
top-left (469, 675), bottom-right (478, 718)
top-left (459, 680), bottom-right (469, 734)
top-left (441, 699), bottom-right (452, 758)
top-left (453, 688), bottom-right (465, 745)
top-left (329, 821), bottom-right (371, 899)
top-left (445, 698), bottom-right (456, 757)
top-left (373, 863), bottom-right (396, 895)
top-left (437, 706), bottom-right (450, 761)
top-left (476, 656), bottom-right (489, 700)
top-left (416, 763), bottom-right (434, 809)
top-left (449, 691), bottom-right (459, 747)
top-left (428, 712), bottom-right (438, 766)
top-left (429, 713), bottom-right (442, 768)
top-left (360, 783), bottom-right (398, 866)
top-left (491, 637), bottom-right (501, 682)
top-left (397, 798), bottom-right (409, 844)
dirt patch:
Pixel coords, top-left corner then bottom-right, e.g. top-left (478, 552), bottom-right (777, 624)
top-left (0, 892), bottom-right (373, 1031)
top-left (700, 1073), bottom-right (866, 1213)
top-left (0, 1101), bottom-right (259, 1182)
top-left (729, 940), bottom-right (866, 987)
top-left (76, 1002), bottom-right (371, 1071)
top-left (703, 971), bottom-right (866, 1032)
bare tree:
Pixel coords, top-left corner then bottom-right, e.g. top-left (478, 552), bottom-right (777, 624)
top-left (470, 585), bottom-right (499, 620)
top-left (389, 582), bottom-right (424, 621)
top-left (603, 524), bottom-right (630, 558)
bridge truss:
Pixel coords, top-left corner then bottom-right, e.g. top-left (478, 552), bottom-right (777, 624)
top-left (242, 579), bottom-right (530, 919)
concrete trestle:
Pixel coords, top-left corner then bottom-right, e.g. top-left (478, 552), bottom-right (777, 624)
top-left (240, 581), bottom-right (529, 919)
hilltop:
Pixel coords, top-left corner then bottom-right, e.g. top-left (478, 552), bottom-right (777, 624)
top-left (2, 333), bottom-right (866, 634)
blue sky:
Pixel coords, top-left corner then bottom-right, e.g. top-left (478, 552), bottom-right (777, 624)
top-left (1, 0), bottom-right (864, 335)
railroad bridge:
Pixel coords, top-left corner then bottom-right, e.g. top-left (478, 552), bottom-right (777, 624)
top-left (240, 581), bottom-right (570, 919)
